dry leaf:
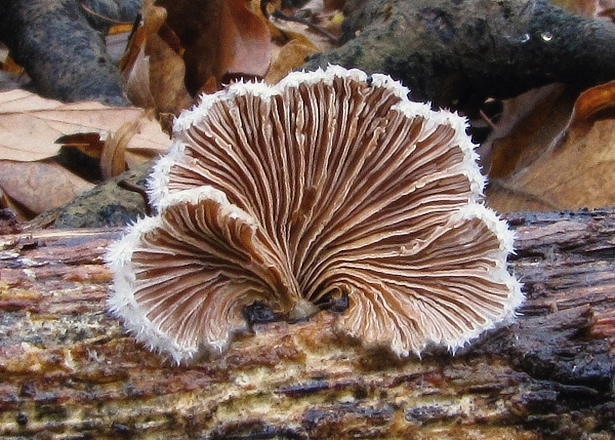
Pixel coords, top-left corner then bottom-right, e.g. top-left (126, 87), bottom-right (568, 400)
top-left (485, 80), bottom-right (615, 212)
top-left (487, 82), bottom-right (615, 212)
top-left (121, 0), bottom-right (343, 112)
top-left (0, 53), bottom-right (25, 76)
top-left (145, 34), bottom-right (193, 115)
top-left (124, 46), bottom-right (157, 109)
top-left (217, 0), bottom-right (273, 78)
top-left (563, 79), bottom-right (615, 140)
top-left (150, 0), bottom-right (274, 94)
top-left (482, 84), bottom-right (577, 178)
top-left (487, 118), bottom-right (615, 211)
top-left (265, 0), bottom-right (342, 53)
top-left (0, 90), bottom-right (169, 219)
top-left (122, 0), bottom-right (192, 115)
top-left (0, 185), bottom-right (25, 221)
top-left (536, 80), bottom-right (615, 154)
top-left (265, 31), bottom-right (320, 84)
top-left (101, 111), bottom-right (171, 179)
top-left (0, 160), bottom-right (95, 215)
top-left (0, 90), bottom-right (144, 162)
top-left (55, 133), bottom-right (106, 159)
top-left (120, 0), bottom-right (169, 74)
top-left (553, 0), bottom-right (615, 19)
top-left (263, 0), bottom-right (343, 84)
top-left (101, 126), bottom-right (132, 180)
top-left (106, 28), bottom-right (133, 64)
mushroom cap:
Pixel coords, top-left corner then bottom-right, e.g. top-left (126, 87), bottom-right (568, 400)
top-left (107, 66), bottom-right (522, 362)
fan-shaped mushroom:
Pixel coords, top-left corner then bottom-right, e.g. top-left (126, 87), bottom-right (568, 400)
top-left (107, 66), bottom-right (522, 363)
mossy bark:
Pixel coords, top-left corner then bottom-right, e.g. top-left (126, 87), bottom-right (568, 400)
top-left (303, 0), bottom-right (615, 116)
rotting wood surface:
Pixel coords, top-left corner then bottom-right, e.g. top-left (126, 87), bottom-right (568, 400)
top-left (0, 209), bottom-right (614, 439)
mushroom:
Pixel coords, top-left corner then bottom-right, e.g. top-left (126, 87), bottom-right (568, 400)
top-left (107, 66), bottom-right (523, 363)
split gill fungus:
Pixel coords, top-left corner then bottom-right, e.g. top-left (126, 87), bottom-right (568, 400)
top-left (106, 66), bottom-right (523, 364)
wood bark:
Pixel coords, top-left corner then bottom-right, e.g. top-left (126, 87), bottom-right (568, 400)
top-left (0, 209), bottom-right (614, 439)
top-left (4, 0), bottom-right (615, 114)
top-left (302, 0), bottom-right (615, 116)
top-left (0, 0), bottom-right (139, 104)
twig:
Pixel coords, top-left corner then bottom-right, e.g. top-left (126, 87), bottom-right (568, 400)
top-left (117, 179), bottom-right (153, 216)
top-left (260, 0), bottom-right (339, 45)
top-left (271, 9), bottom-right (339, 44)
top-left (78, 1), bottom-right (127, 25)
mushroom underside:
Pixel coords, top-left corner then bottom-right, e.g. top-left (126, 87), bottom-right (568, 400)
top-left (107, 66), bottom-right (522, 362)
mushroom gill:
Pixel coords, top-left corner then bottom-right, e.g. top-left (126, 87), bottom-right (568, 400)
top-left (107, 66), bottom-right (522, 363)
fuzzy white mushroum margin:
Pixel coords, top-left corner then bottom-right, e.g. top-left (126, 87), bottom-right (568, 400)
top-left (106, 66), bottom-right (523, 364)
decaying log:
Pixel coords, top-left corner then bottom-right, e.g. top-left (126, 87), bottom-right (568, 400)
top-left (0, 209), bottom-right (614, 439)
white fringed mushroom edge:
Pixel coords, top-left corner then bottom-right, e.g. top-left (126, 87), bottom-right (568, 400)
top-left (107, 66), bottom-right (523, 363)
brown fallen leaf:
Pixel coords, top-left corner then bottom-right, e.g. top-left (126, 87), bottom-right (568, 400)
top-left (121, 0), bottom-right (343, 116)
top-left (0, 52), bottom-right (25, 76)
top-left (101, 110), bottom-right (171, 180)
top-left (0, 185), bottom-right (27, 223)
top-left (55, 133), bottom-right (106, 159)
top-left (0, 90), bottom-right (170, 219)
top-left (101, 127), bottom-right (131, 180)
top-left (122, 0), bottom-right (192, 117)
top-left (0, 89), bottom-right (169, 165)
top-left (265, 0), bottom-right (343, 49)
top-left (0, 160), bottom-right (95, 215)
top-left (124, 45), bottom-right (157, 110)
top-left (217, 0), bottom-right (274, 79)
top-left (487, 117), bottom-right (615, 212)
top-left (553, 0), bottom-right (615, 20)
top-left (0, 89), bottom-right (144, 162)
top-left (119, 0), bottom-right (167, 75)
top-left (106, 25), bottom-right (133, 64)
top-left (262, 0), bottom-right (343, 84)
top-left (555, 78), bottom-right (615, 147)
top-left (482, 84), bottom-right (577, 179)
top-left (145, 33), bottom-right (193, 116)
top-left (265, 30), bottom-right (320, 84)
top-left (571, 78), bottom-right (615, 121)
top-left (486, 76), bottom-right (615, 212)
top-left (148, 0), bottom-right (274, 95)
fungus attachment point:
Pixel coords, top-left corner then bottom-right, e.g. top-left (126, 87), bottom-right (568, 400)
top-left (107, 66), bottom-right (522, 363)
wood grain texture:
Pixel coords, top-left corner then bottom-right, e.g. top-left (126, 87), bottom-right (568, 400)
top-left (0, 209), bottom-right (614, 439)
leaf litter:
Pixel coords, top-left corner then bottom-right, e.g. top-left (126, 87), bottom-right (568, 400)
top-left (3, 0), bottom-right (615, 221)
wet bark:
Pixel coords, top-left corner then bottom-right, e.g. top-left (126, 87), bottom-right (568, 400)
top-left (4, 0), bottom-right (615, 115)
top-left (0, 209), bottom-right (614, 439)
top-left (0, 0), bottom-right (139, 104)
top-left (303, 0), bottom-right (615, 116)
